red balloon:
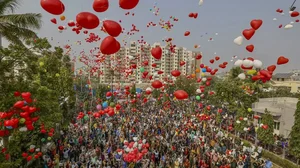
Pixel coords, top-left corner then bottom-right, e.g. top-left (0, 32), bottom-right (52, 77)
top-left (151, 46), bottom-right (162, 59)
top-left (151, 80), bottom-right (163, 89)
top-left (171, 70), bottom-right (181, 77)
top-left (119, 0), bottom-right (139, 10)
top-left (174, 90), bottom-right (188, 100)
top-left (40, 0), bottom-right (65, 15)
top-left (267, 65), bottom-right (276, 72)
top-left (242, 28), bottom-right (255, 40)
top-left (93, 0), bottom-right (109, 12)
top-left (250, 19), bottom-right (263, 30)
top-left (103, 20), bottom-right (122, 37)
top-left (100, 36), bottom-right (120, 54)
top-left (277, 56), bottom-right (289, 65)
top-left (184, 31), bottom-right (190, 36)
top-left (76, 12), bottom-right (100, 29)
top-left (246, 44), bottom-right (254, 52)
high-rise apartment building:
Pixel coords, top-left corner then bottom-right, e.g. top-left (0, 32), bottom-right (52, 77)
top-left (98, 41), bottom-right (202, 84)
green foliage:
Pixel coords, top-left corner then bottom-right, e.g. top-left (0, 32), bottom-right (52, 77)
top-left (0, 38), bottom-right (75, 165)
top-left (262, 150), bottom-right (298, 168)
top-left (0, 0), bottom-right (42, 46)
top-left (257, 108), bottom-right (275, 145)
top-left (235, 106), bottom-right (248, 133)
top-left (96, 84), bottom-right (110, 100)
top-left (173, 75), bottom-right (198, 97)
top-left (259, 86), bottom-right (300, 98)
top-left (289, 100), bottom-right (300, 158)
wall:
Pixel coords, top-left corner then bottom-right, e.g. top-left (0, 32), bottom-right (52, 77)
top-left (272, 81), bottom-right (300, 93)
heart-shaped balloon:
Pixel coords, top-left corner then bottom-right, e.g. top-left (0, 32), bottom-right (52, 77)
top-left (250, 19), bottom-right (263, 30)
top-left (290, 11), bottom-right (299, 17)
top-left (180, 61), bottom-right (185, 66)
top-left (215, 56), bottom-right (220, 61)
top-left (103, 20), bottom-right (122, 37)
top-left (246, 44), bottom-right (254, 52)
top-left (100, 36), bottom-right (120, 55)
top-left (193, 13), bottom-right (198, 18)
top-left (184, 31), bottom-right (190, 36)
top-left (277, 56), bottom-right (289, 65)
top-left (233, 36), bottom-right (243, 45)
top-left (242, 28), bottom-right (255, 40)
top-left (151, 46), bottom-right (162, 59)
top-left (267, 65), bottom-right (276, 72)
top-left (209, 59), bottom-right (214, 64)
top-left (50, 18), bottom-right (57, 24)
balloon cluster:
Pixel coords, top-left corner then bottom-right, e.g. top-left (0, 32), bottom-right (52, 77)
top-left (21, 145), bottom-right (42, 162)
top-left (117, 138), bottom-right (149, 163)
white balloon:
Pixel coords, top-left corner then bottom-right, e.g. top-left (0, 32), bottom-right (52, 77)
top-left (243, 127), bottom-right (248, 131)
top-left (36, 148), bottom-right (40, 152)
top-left (133, 137), bottom-right (138, 142)
top-left (243, 118), bottom-right (248, 121)
top-left (273, 18), bottom-right (277, 21)
top-left (238, 73), bottom-right (246, 80)
top-left (236, 120), bottom-right (241, 124)
top-left (234, 59), bottom-right (243, 66)
top-left (199, 0), bottom-right (203, 6)
top-left (196, 89), bottom-right (201, 93)
top-left (290, 21), bottom-right (294, 24)
top-left (242, 59), bottom-right (253, 68)
top-left (19, 127), bottom-right (27, 132)
top-left (253, 60), bottom-right (263, 68)
top-left (284, 24), bottom-right (293, 29)
top-left (202, 78), bottom-right (207, 82)
top-left (142, 139), bottom-right (146, 144)
top-left (233, 36), bottom-right (243, 45)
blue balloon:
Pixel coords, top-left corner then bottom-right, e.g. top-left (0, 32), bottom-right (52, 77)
top-left (85, 84), bottom-right (89, 88)
top-left (6, 126), bottom-right (13, 129)
top-left (102, 102), bottom-right (108, 109)
top-left (202, 68), bottom-right (206, 72)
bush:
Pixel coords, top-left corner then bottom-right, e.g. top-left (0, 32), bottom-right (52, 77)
top-left (262, 150), bottom-right (298, 168)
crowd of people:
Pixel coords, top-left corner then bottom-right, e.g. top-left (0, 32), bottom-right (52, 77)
top-left (42, 101), bottom-right (273, 168)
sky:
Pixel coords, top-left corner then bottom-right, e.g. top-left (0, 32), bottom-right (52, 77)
top-left (3, 0), bottom-right (300, 73)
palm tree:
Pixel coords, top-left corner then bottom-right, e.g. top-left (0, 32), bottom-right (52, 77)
top-left (0, 0), bottom-right (42, 46)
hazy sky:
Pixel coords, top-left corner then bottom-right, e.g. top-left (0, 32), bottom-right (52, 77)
top-left (3, 0), bottom-right (300, 73)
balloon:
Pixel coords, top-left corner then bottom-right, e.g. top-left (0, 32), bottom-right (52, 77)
top-left (184, 31), bottom-right (190, 36)
top-left (267, 65), bottom-right (276, 72)
top-left (199, 0), bottom-right (203, 6)
top-left (93, 0), bottom-right (109, 12)
top-left (151, 46), bottom-right (162, 59)
top-left (196, 96), bottom-right (200, 100)
top-left (277, 56), bottom-right (289, 65)
top-left (84, 115), bottom-right (89, 120)
top-left (110, 102), bottom-right (115, 107)
top-left (103, 20), bottom-right (122, 37)
top-left (76, 12), bottom-right (100, 29)
top-left (242, 28), bottom-right (255, 40)
top-left (250, 19), bottom-right (263, 30)
top-left (242, 60), bottom-right (253, 68)
top-left (60, 15), bottom-right (65, 21)
top-left (151, 80), bottom-right (163, 89)
top-left (233, 36), bottom-right (243, 45)
top-left (253, 60), bottom-right (262, 68)
top-left (171, 70), bottom-right (180, 77)
top-left (202, 68), bottom-right (206, 72)
top-left (50, 18), bottom-right (57, 24)
top-left (234, 60), bottom-right (243, 66)
top-left (96, 104), bottom-right (102, 110)
top-left (40, 0), bottom-right (65, 15)
top-left (246, 44), bottom-right (254, 52)
top-left (140, 67), bottom-right (145, 73)
top-left (100, 36), bottom-right (120, 54)
top-left (291, 11), bottom-right (299, 17)
top-left (238, 73), bottom-right (246, 80)
top-left (119, 0), bottom-right (139, 10)
top-left (102, 102), bottom-right (108, 108)
top-left (174, 90), bottom-right (188, 100)
top-left (284, 24), bottom-right (293, 29)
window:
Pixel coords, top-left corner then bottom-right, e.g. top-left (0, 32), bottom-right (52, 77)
top-left (281, 78), bottom-right (285, 81)
top-left (274, 122), bottom-right (280, 130)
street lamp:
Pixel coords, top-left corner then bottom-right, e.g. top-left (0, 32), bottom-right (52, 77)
top-left (290, 0), bottom-right (297, 11)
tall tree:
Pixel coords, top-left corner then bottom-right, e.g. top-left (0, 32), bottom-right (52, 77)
top-left (289, 99), bottom-right (300, 158)
top-left (0, 0), bottom-right (42, 46)
top-left (257, 108), bottom-right (274, 146)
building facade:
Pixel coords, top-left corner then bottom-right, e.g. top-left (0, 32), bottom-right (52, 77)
top-left (271, 73), bottom-right (300, 93)
top-left (98, 41), bottom-right (202, 84)
top-left (252, 97), bottom-right (298, 138)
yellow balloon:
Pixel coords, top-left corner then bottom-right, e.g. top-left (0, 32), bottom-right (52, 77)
top-left (39, 62), bottom-right (44, 66)
top-left (247, 69), bottom-right (256, 75)
top-left (201, 73), bottom-right (205, 77)
top-left (247, 108), bottom-right (252, 112)
top-left (60, 15), bottom-right (66, 21)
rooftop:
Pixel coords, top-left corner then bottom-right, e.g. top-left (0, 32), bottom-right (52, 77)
top-left (272, 73), bottom-right (293, 79)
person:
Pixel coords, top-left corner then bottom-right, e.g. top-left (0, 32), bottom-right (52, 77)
top-left (230, 158), bottom-right (237, 168)
top-left (265, 159), bottom-right (272, 168)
